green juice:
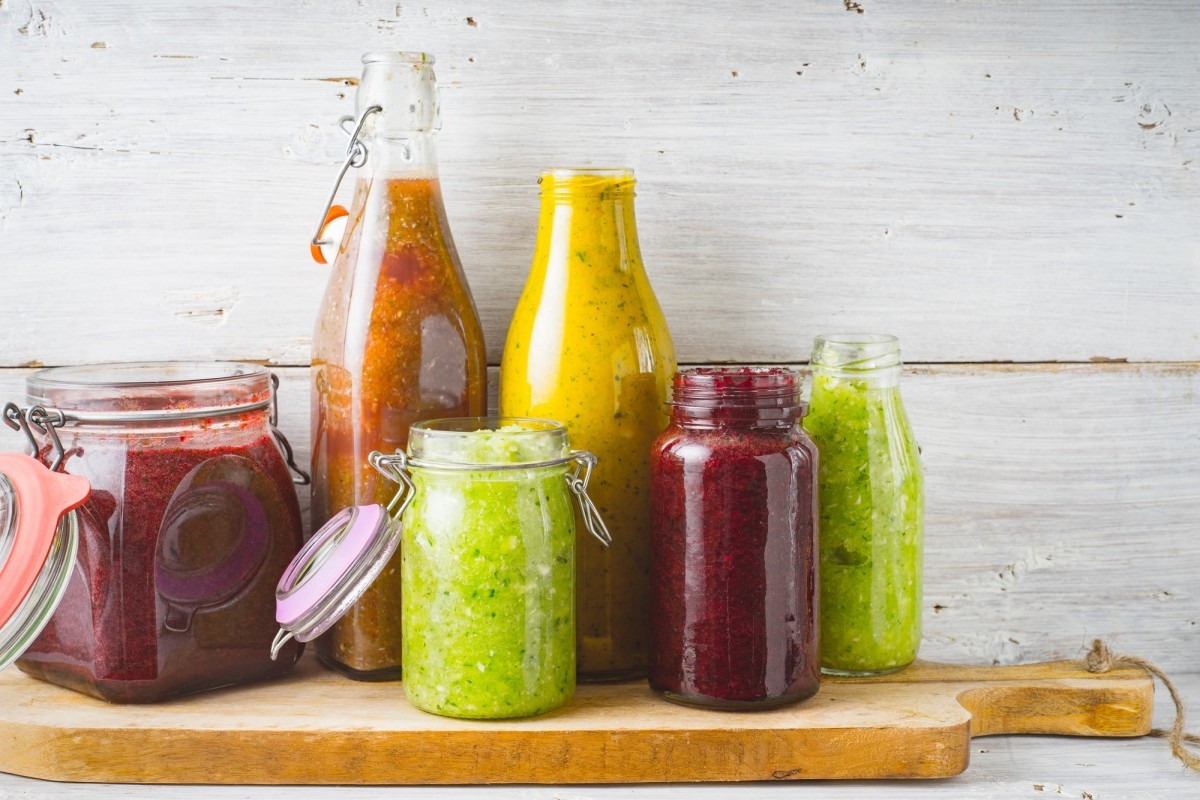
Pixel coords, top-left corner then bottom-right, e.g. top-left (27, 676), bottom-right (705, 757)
top-left (804, 371), bottom-right (924, 674)
top-left (400, 426), bottom-right (575, 718)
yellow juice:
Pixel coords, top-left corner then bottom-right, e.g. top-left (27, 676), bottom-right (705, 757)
top-left (500, 168), bottom-right (676, 680)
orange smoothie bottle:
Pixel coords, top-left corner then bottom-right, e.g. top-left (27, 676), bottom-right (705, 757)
top-left (500, 168), bottom-right (675, 680)
top-left (310, 53), bottom-right (487, 680)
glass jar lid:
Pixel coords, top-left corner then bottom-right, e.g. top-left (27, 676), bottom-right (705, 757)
top-left (271, 452), bottom-right (411, 660)
top-left (20, 362), bottom-right (310, 484)
top-left (0, 453), bottom-right (90, 670)
top-left (26, 362), bottom-right (273, 423)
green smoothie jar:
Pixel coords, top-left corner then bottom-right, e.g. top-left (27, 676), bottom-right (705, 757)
top-left (804, 334), bottom-right (924, 676)
top-left (272, 417), bottom-right (609, 720)
top-left (400, 418), bottom-right (608, 718)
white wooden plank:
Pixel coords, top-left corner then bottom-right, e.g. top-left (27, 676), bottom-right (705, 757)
top-left (0, 362), bottom-right (1196, 673)
top-left (1, 1), bottom-right (1198, 365)
top-left (0, 671), bottom-right (1194, 796)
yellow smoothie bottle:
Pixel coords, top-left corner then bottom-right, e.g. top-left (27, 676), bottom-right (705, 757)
top-left (500, 168), bottom-right (676, 681)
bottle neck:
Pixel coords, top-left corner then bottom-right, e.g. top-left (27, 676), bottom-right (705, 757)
top-left (810, 365), bottom-right (900, 389)
top-left (810, 334), bottom-right (903, 389)
top-left (533, 170), bottom-right (644, 276)
top-left (361, 135), bottom-right (440, 179)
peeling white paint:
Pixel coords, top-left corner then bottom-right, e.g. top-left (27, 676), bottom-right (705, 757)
top-left (160, 287), bottom-right (240, 326)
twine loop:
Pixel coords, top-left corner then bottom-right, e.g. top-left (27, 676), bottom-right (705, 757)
top-left (1084, 639), bottom-right (1200, 772)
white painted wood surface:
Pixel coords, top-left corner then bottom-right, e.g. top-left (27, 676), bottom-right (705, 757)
top-left (1, 1), bottom-right (1198, 365)
top-left (1, 0), bottom-right (1198, 794)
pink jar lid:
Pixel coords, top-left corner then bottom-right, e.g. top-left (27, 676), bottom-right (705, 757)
top-left (0, 453), bottom-right (90, 670)
top-left (270, 452), bottom-right (409, 660)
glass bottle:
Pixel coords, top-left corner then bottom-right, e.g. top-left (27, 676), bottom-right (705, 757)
top-left (499, 168), bottom-right (676, 681)
top-left (310, 52), bottom-right (487, 680)
top-left (649, 368), bottom-right (820, 709)
top-left (803, 334), bottom-right (924, 675)
top-left (12, 363), bottom-right (306, 702)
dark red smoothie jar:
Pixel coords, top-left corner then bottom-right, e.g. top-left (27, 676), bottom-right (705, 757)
top-left (12, 363), bottom-right (307, 702)
top-left (649, 368), bottom-right (819, 709)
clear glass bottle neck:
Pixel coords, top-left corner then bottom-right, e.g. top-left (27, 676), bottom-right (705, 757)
top-left (359, 135), bottom-right (440, 179)
top-left (810, 334), bottom-right (903, 388)
top-left (538, 168), bottom-right (636, 206)
top-left (353, 53), bottom-right (441, 178)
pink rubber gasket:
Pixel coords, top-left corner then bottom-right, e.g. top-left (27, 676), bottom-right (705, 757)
top-left (275, 503), bottom-right (385, 626)
top-left (0, 454), bottom-right (90, 631)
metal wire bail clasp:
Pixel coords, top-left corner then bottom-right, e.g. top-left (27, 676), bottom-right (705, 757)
top-left (4, 403), bottom-right (68, 472)
top-left (309, 104), bottom-right (383, 253)
top-left (369, 450), bottom-right (415, 521)
top-left (268, 373), bottom-right (310, 485)
top-left (2, 403), bottom-right (36, 454)
top-left (566, 451), bottom-right (611, 547)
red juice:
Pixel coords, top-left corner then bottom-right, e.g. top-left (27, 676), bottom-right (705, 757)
top-left (649, 368), bottom-right (820, 709)
top-left (16, 364), bottom-right (305, 703)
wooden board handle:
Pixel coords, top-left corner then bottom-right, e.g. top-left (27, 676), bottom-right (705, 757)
top-left (829, 659), bottom-right (1155, 738)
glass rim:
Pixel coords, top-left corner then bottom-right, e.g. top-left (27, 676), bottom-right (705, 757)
top-left (410, 417), bottom-right (567, 436)
top-left (538, 168), bottom-right (637, 197)
top-left (0, 511), bottom-right (78, 672)
top-left (541, 167), bottom-right (635, 180)
top-left (811, 333), bottom-right (902, 372)
top-left (814, 333), bottom-right (899, 347)
top-left (25, 362), bottom-right (273, 422)
top-left (407, 417), bottom-right (576, 470)
top-left (27, 361), bottom-right (269, 392)
top-left (361, 51), bottom-right (436, 65)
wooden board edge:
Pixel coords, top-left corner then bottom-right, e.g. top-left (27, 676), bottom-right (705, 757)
top-left (825, 659), bottom-right (1153, 684)
top-left (0, 722), bottom-right (972, 784)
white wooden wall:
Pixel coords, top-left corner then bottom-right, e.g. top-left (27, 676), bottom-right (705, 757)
top-left (1, 0), bottom-right (1197, 678)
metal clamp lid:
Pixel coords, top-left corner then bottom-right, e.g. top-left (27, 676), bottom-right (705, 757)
top-left (268, 373), bottom-right (310, 485)
top-left (564, 451), bottom-right (611, 547)
top-left (269, 446), bottom-right (611, 660)
top-left (4, 375), bottom-right (309, 485)
top-left (395, 449), bottom-right (612, 547)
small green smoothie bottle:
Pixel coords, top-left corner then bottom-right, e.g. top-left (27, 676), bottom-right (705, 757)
top-left (804, 334), bottom-right (924, 675)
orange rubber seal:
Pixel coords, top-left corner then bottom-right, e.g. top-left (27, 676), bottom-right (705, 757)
top-left (310, 205), bottom-right (349, 265)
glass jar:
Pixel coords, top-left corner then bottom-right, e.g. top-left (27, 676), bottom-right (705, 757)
top-left (273, 418), bottom-right (609, 719)
top-left (499, 168), bottom-right (675, 681)
top-left (399, 419), bottom-right (598, 718)
top-left (310, 52), bottom-right (487, 680)
top-left (12, 363), bottom-right (306, 703)
top-left (649, 368), bottom-right (820, 709)
top-left (804, 334), bottom-right (924, 675)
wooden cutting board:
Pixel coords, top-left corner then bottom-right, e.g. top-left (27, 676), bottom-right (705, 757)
top-left (0, 656), bottom-right (1152, 784)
